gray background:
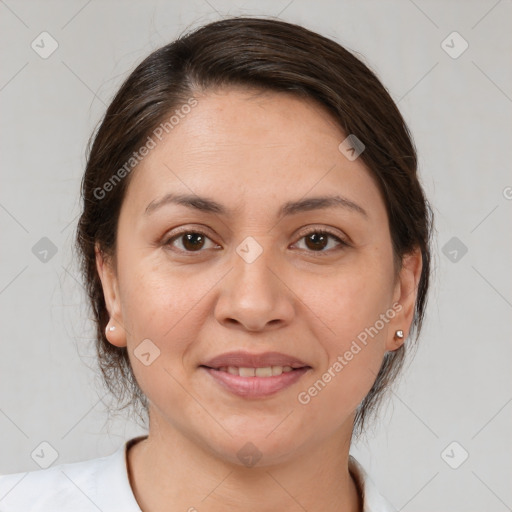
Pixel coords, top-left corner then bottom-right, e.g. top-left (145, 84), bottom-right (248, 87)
top-left (1, 1), bottom-right (511, 510)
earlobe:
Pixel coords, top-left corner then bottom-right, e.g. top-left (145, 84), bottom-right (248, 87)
top-left (389, 329), bottom-right (405, 351)
top-left (104, 319), bottom-right (127, 348)
top-left (386, 247), bottom-right (423, 351)
top-left (95, 244), bottom-right (127, 348)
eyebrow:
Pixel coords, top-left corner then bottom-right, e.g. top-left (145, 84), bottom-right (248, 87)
top-left (144, 193), bottom-right (368, 218)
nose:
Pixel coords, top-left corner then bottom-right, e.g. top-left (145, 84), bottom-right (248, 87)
top-left (214, 243), bottom-right (295, 332)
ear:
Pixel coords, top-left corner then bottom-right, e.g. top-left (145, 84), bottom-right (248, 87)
top-left (386, 247), bottom-right (423, 351)
top-left (95, 244), bottom-right (127, 348)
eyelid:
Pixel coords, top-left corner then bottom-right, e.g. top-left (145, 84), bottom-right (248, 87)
top-left (295, 225), bottom-right (350, 244)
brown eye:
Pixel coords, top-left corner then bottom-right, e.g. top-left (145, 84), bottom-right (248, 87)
top-left (165, 231), bottom-right (219, 253)
top-left (304, 232), bottom-right (329, 251)
top-left (181, 233), bottom-right (206, 251)
top-left (294, 230), bottom-right (347, 254)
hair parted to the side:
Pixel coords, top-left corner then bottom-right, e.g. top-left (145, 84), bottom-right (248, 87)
top-left (76, 16), bottom-right (433, 437)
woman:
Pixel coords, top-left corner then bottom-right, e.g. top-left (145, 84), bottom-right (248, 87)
top-left (0, 16), bottom-right (432, 512)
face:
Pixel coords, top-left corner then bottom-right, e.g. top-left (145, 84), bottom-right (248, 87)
top-left (97, 88), bottom-right (421, 466)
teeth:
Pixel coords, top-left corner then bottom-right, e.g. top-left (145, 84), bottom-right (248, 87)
top-left (217, 365), bottom-right (296, 377)
top-left (272, 366), bottom-right (283, 376)
top-left (255, 367), bottom-right (272, 377)
top-left (239, 367), bottom-right (256, 377)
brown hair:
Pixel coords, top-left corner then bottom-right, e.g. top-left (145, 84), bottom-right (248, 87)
top-left (76, 16), bottom-right (433, 436)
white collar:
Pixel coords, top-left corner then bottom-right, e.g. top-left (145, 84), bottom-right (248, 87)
top-left (348, 455), bottom-right (397, 512)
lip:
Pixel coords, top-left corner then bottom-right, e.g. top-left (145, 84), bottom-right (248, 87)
top-left (202, 350), bottom-right (310, 369)
top-left (200, 351), bottom-right (312, 399)
top-left (202, 366), bottom-right (310, 398)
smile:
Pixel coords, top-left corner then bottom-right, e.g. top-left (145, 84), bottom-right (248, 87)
top-left (201, 365), bottom-right (310, 398)
top-left (215, 365), bottom-right (294, 377)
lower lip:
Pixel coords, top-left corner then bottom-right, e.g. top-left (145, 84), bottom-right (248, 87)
top-left (202, 367), bottom-right (310, 398)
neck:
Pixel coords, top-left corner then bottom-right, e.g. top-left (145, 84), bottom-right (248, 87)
top-left (127, 416), bottom-right (361, 512)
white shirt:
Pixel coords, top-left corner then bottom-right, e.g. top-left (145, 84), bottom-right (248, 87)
top-left (0, 436), bottom-right (396, 511)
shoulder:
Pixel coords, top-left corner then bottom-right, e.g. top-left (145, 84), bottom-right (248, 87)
top-left (0, 440), bottom-right (142, 512)
top-left (0, 455), bottom-right (109, 512)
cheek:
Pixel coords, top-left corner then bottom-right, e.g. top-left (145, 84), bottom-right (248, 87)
top-left (298, 250), bottom-right (395, 346)
top-left (118, 241), bottom-right (182, 318)
top-left (116, 258), bottom-right (207, 418)
top-left (116, 247), bottom-right (233, 382)
top-left (294, 253), bottom-right (395, 405)
top-left (295, 288), bottom-right (391, 430)
top-left (116, 250), bottom-right (201, 357)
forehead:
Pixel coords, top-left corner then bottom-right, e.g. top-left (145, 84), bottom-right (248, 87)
top-left (173, 87), bottom-right (344, 155)
top-left (122, 88), bottom-right (384, 220)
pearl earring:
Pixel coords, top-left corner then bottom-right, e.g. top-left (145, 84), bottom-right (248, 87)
top-left (395, 330), bottom-right (404, 339)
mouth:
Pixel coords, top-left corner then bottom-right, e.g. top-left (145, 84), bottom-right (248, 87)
top-left (207, 365), bottom-right (298, 377)
top-left (200, 351), bottom-right (312, 398)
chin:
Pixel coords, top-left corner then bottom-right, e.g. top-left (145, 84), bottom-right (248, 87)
top-left (199, 423), bottom-right (308, 469)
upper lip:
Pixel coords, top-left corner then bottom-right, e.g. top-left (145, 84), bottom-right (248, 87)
top-left (202, 351), bottom-right (311, 369)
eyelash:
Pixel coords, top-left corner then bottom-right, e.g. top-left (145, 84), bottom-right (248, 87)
top-left (163, 227), bottom-right (349, 256)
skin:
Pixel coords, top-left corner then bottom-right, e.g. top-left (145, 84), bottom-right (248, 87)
top-left (96, 87), bottom-right (422, 512)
